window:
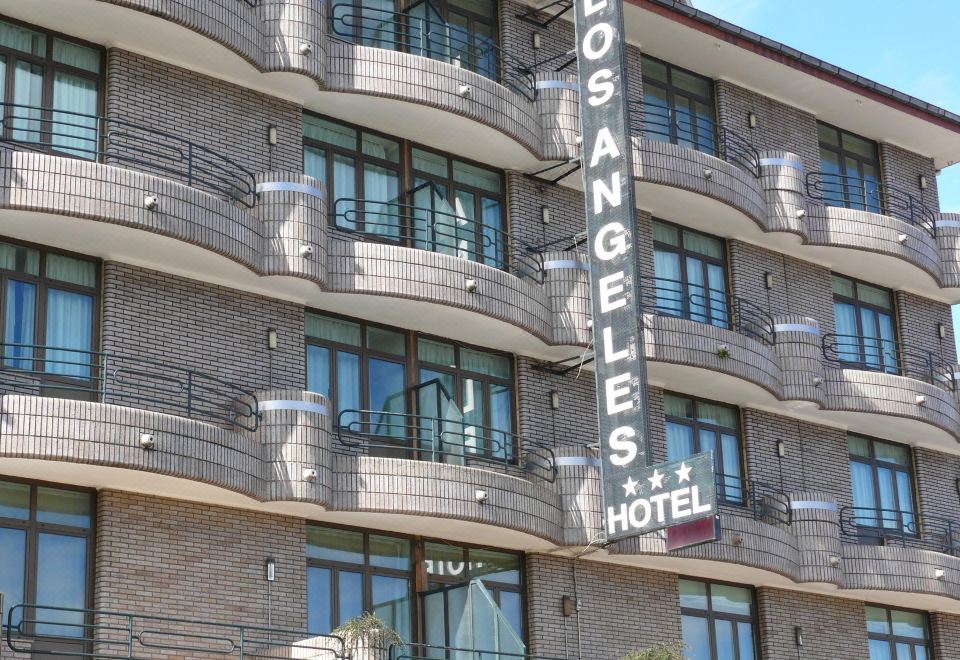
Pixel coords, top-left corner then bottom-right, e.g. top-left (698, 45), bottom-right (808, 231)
top-left (0, 478), bottom-right (94, 635)
top-left (303, 115), bottom-right (507, 269)
top-left (832, 274), bottom-right (898, 374)
top-left (305, 312), bottom-right (515, 462)
top-left (0, 16), bottom-right (102, 158)
top-left (652, 220), bottom-right (728, 328)
top-left (664, 393), bottom-right (742, 504)
top-left (866, 606), bottom-right (930, 660)
top-left (0, 240), bottom-right (98, 381)
top-left (329, 0), bottom-right (499, 81)
top-left (817, 122), bottom-right (882, 213)
top-left (848, 435), bottom-right (916, 539)
top-left (680, 579), bottom-right (757, 660)
top-left (306, 524), bottom-right (524, 645)
top-left (641, 55), bottom-right (716, 156)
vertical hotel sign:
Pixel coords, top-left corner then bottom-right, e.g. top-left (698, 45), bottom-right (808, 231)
top-left (573, 0), bottom-right (718, 541)
top-left (572, 0), bottom-right (651, 541)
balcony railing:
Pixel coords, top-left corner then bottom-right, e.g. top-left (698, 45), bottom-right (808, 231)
top-left (822, 333), bottom-right (955, 391)
top-left (638, 276), bottom-right (776, 345)
top-left (329, 2), bottom-right (536, 100)
top-left (839, 506), bottom-right (960, 557)
top-left (720, 475), bottom-right (792, 527)
top-left (391, 644), bottom-right (567, 660)
top-left (0, 343), bottom-right (260, 431)
top-left (0, 102), bottom-right (258, 206)
top-left (629, 103), bottom-right (761, 177)
top-left (5, 604), bottom-right (345, 659)
top-left (805, 172), bottom-right (936, 236)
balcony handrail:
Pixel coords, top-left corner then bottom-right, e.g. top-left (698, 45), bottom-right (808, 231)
top-left (821, 333), bottom-right (955, 391)
top-left (390, 643), bottom-right (569, 660)
top-left (838, 505), bottom-right (960, 556)
top-left (5, 603), bottom-right (346, 659)
top-left (0, 342), bottom-right (260, 431)
top-left (637, 276), bottom-right (776, 345)
top-left (629, 102), bottom-right (761, 177)
top-left (328, 2), bottom-right (536, 100)
top-left (332, 193), bottom-right (538, 276)
top-left (805, 171), bottom-right (937, 236)
top-left (0, 102), bottom-right (258, 207)
top-left (335, 408), bottom-right (557, 483)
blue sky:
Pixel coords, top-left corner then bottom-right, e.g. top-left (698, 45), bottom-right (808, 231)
top-left (692, 0), bottom-right (960, 351)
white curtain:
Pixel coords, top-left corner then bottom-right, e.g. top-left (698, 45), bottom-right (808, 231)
top-left (12, 61), bottom-right (42, 143)
top-left (363, 163), bottom-right (400, 239)
top-left (3, 280), bottom-right (35, 368)
top-left (52, 72), bottom-right (97, 158)
top-left (44, 289), bottom-right (93, 378)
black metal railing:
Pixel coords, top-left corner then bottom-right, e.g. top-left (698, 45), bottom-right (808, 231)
top-left (337, 408), bottom-right (557, 482)
top-left (839, 506), bottom-right (960, 556)
top-left (391, 643), bottom-right (567, 660)
top-left (0, 102), bottom-right (258, 206)
top-left (629, 103), bottom-right (761, 177)
top-left (638, 276), bottom-right (776, 345)
top-left (719, 475), bottom-right (792, 526)
top-left (822, 333), bottom-right (955, 391)
top-left (0, 343), bottom-right (260, 431)
top-left (805, 172), bottom-right (936, 236)
top-left (329, 2), bottom-right (536, 100)
top-left (5, 604), bottom-right (344, 659)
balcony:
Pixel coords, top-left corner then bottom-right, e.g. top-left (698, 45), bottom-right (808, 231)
top-left (0, 103), bottom-right (257, 206)
top-left (392, 644), bottom-right (564, 660)
top-left (839, 506), bottom-right (959, 557)
top-left (805, 172), bottom-right (936, 236)
top-left (821, 333), bottom-right (955, 392)
top-left (4, 604), bottom-right (345, 658)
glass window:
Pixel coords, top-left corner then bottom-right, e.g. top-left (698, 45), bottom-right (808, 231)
top-left (641, 55), bottom-right (716, 156)
top-left (0, 18), bottom-right (102, 158)
top-left (0, 241), bottom-right (98, 381)
top-left (680, 579), bottom-right (757, 660)
top-left (831, 274), bottom-right (898, 375)
top-left (0, 479), bottom-right (93, 632)
top-left (816, 122), bottom-right (882, 213)
top-left (867, 606), bottom-right (930, 660)
top-left (303, 115), bottom-right (507, 270)
top-left (651, 220), bottom-right (729, 330)
top-left (306, 312), bottom-right (516, 464)
top-left (848, 434), bottom-right (916, 539)
top-left (664, 393), bottom-right (742, 504)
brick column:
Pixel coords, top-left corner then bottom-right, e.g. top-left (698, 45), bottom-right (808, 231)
top-left (541, 250), bottom-right (591, 347)
top-left (534, 72), bottom-right (580, 162)
top-left (759, 149), bottom-right (806, 233)
top-left (773, 314), bottom-right (827, 406)
top-left (253, 172), bottom-right (327, 282)
top-left (554, 446), bottom-right (603, 546)
top-left (789, 490), bottom-right (844, 586)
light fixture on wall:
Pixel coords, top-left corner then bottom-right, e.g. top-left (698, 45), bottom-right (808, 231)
top-left (143, 194), bottom-right (159, 211)
top-left (764, 272), bottom-right (774, 290)
top-left (139, 432), bottom-right (155, 450)
top-left (776, 440), bottom-right (786, 458)
top-left (938, 323), bottom-right (947, 340)
top-left (935, 568), bottom-right (946, 580)
top-left (475, 489), bottom-right (488, 503)
top-left (829, 555), bottom-right (841, 567)
top-left (747, 112), bottom-right (758, 129)
top-left (298, 43), bottom-right (312, 56)
top-left (265, 558), bottom-right (276, 582)
top-left (303, 468), bottom-right (318, 482)
top-left (919, 174), bottom-right (928, 190)
top-left (532, 32), bottom-right (542, 50)
top-left (794, 627), bottom-right (804, 648)
top-left (268, 125), bottom-right (278, 146)
top-left (267, 329), bottom-right (278, 350)
top-left (465, 278), bottom-right (478, 293)
top-left (550, 390), bottom-right (561, 410)
top-left (542, 206), bottom-right (552, 225)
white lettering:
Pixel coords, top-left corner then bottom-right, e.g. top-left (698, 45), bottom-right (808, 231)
top-left (587, 69), bottom-right (615, 106)
top-left (603, 326), bottom-right (629, 363)
top-left (629, 498), bottom-right (651, 528)
top-left (605, 373), bottom-right (632, 415)
top-left (592, 173), bottom-right (622, 214)
top-left (583, 0), bottom-right (608, 16)
top-left (598, 272), bottom-right (627, 312)
top-left (671, 487), bottom-right (692, 519)
top-left (606, 503), bottom-right (629, 534)
top-left (650, 492), bottom-right (670, 523)
top-left (607, 426), bottom-right (637, 466)
top-left (582, 23), bottom-right (613, 60)
top-left (691, 485), bottom-right (712, 514)
top-left (589, 127), bottom-right (622, 167)
top-left (593, 222), bottom-right (628, 260)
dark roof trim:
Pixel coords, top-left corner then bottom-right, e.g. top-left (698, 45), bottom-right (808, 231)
top-left (633, 0), bottom-right (960, 134)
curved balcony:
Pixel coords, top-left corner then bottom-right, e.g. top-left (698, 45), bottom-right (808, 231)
top-left (6, 0), bottom-right (577, 166)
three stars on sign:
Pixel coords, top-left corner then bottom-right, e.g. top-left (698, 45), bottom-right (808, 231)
top-left (621, 461), bottom-right (692, 496)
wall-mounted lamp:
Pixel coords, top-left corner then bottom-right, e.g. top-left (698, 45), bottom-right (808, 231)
top-left (139, 432), bottom-right (156, 450)
top-left (458, 84), bottom-right (472, 98)
top-left (303, 468), bottom-right (318, 482)
top-left (829, 555), bottom-right (841, 567)
top-left (747, 112), bottom-right (758, 129)
top-left (475, 489), bottom-right (488, 503)
top-left (794, 626), bottom-right (804, 648)
top-left (268, 125), bottom-right (278, 146)
top-left (267, 329), bottom-right (278, 350)
top-left (550, 390), bottom-right (561, 410)
top-left (465, 278), bottom-right (478, 293)
top-left (919, 174), bottom-right (928, 191)
top-left (764, 272), bottom-right (774, 290)
top-left (143, 194), bottom-right (159, 211)
top-left (532, 32), bottom-right (542, 50)
top-left (897, 233), bottom-right (908, 244)
top-left (703, 168), bottom-right (713, 180)
top-left (776, 440), bottom-right (786, 458)
top-left (265, 558), bottom-right (276, 582)
top-left (298, 43), bottom-right (312, 56)
top-left (731, 533), bottom-right (743, 546)
top-left (935, 568), bottom-right (946, 580)
top-left (542, 206), bottom-right (552, 225)
top-left (916, 395), bottom-right (928, 406)
top-left (796, 208), bottom-right (806, 219)
top-left (812, 376), bottom-right (824, 387)
top-left (938, 323), bottom-right (947, 340)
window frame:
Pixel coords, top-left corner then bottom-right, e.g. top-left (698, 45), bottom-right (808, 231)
top-left (663, 391), bottom-right (744, 505)
top-left (651, 218), bottom-right (729, 328)
top-left (0, 475), bottom-right (96, 634)
top-left (640, 53), bottom-right (717, 155)
top-left (848, 434), bottom-right (918, 538)
top-left (679, 577), bottom-right (759, 660)
top-left (865, 604), bottom-right (932, 660)
top-left (831, 273), bottom-right (899, 373)
top-left (302, 113), bottom-right (508, 270)
top-left (0, 14), bottom-right (105, 153)
top-left (816, 121), bottom-right (883, 213)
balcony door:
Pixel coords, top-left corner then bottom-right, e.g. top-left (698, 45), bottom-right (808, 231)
top-left (832, 274), bottom-right (898, 373)
top-left (652, 220), bottom-right (728, 328)
top-left (641, 55), bottom-right (716, 156)
top-left (817, 122), bottom-right (882, 213)
top-left (848, 435), bottom-right (917, 540)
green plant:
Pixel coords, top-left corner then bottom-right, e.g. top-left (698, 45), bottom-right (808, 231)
top-left (620, 641), bottom-right (686, 660)
top-left (716, 345), bottom-right (731, 359)
top-left (333, 612), bottom-right (403, 651)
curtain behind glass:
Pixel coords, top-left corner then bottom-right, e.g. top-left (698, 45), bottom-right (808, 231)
top-left (333, 156), bottom-right (357, 230)
top-left (44, 289), bottom-right (93, 378)
top-left (52, 73), bottom-right (97, 158)
top-left (337, 352), bottom-right (361, 428)
top-left (12, 61), bottom-right (43, 144)
top-left (834, 302), bottom-right (860, 362)
top-left (481, 197), bottom-right (503, 268)
top-left (666, 421), bottom-right (694, 461)
top-left (4, 280), bottom-right (35, 369)
top-left (363, 164), bottom-right (400, 239)
top-left (653, 250), bottom-right (682, 316)
top-left (850, 460), bottom-right (878, 527)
